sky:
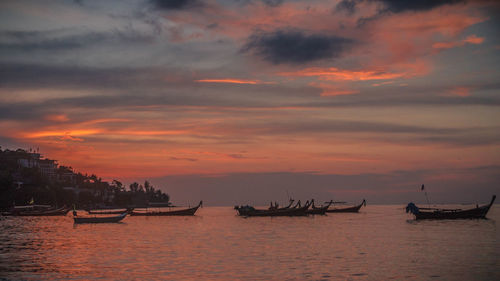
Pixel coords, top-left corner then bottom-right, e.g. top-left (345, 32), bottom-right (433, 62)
top-left (1, 0), bottom-right (499, 205)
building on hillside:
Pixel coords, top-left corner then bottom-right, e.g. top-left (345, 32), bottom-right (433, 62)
top-left (39, 159), bottom-right (58, 181)
top-left (17, 152), bottom-right (41, 168)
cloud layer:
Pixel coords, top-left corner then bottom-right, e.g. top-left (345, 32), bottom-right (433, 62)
top-left (0, 0), bottom-right (499, 203)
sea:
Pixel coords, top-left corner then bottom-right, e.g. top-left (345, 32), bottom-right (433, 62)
top-left (0, 205), bottom-right (498, 281)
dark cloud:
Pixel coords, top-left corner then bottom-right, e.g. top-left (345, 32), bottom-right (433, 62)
top-left (235, 0), bottom-right (284, 7)
top-left (335, 0), bottom-right (362, 15)
top-left (2, 62), bottom-right (500, 114)
top-left (216, 118), bottom-right (500, 147)
top-left (244, 30), bottom-right (354, 64)
top-left (261, 0), bottom-right (284, 7)
top-left (337, 0), bottom-right (463, 16)
top-left (150, 0), bottom-right (201, 10)
top-left (0, 63), bottom-right (159, 90)
top-left (376, 0), bottom-right (464, 13)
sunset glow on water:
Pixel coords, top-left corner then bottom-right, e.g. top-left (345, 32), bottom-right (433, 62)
top-left (1, 206), bottom-right (499, 280)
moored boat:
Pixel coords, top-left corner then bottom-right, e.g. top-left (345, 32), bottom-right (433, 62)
top-left (326, 199), bottom-right (366, 213)
top-left (2, 205), bottom-right (71, 216)
top-left (406, 195), bottom-right (496, 220)
top-left (235, 201), bottom-right (311, 217)
top-left (74, 212), bottom-right (128, 224)
top-left (87, 208), bottom-right (134, 215)
top-left (130, 201), bottom-right (202, 216)
top-left (305, 199), bottom-right (332, 215)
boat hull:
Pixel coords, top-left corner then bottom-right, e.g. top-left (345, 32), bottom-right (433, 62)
top-left (326, 200), bottom-right (366, 213)
top-left (410, 195), bottom-right (496, 220)
top-left (74, 213), bottom-right (127, 224)
top-left (306, 206), bottom-right (328, 215)
top-left (5, 207), bottom-right (71, 216)
top-left (88, 208), bottom-right (133, 215)
top-left (236, 205), bottom-right (310, 217)
top-left (130, 201), bottom-right (202, 216)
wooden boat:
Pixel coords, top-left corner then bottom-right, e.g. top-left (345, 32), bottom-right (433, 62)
top-left (406, 195), bottom-right (496, 220)
top-left (130, 201), bottom-right (202, 216)
top-left (74, 212), bottom-right (128, 224)
top-left (87, 208), bottom-right (134, 215)
top-left (3, 206), bottom-right (71, 216)
top-left (326, 199), bottom-right (366, 213)
top-left (268, 199), bottom-right (294, 211)
top-left (2, 205), bottom-right (51, 216)
top-left (305, 199), bottom-right (332, 215)
top-left (235, 201), bottom-right (311, 217)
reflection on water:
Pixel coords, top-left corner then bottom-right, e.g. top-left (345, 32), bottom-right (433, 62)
top-left (0, 206), bottom-right (498, 280)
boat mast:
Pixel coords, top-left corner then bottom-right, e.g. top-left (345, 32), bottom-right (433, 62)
top-left (422, 184), bottom-right (431, 208)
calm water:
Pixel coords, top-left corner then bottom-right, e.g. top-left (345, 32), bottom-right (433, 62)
top-left (0, 205), bottom-right (498, 281)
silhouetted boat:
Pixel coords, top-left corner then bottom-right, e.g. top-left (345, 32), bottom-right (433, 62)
top-left (87, 208), bottom-right (134, 215)
top-left (235, 201), bottom-right (311, 217)
top-left (130, 201), bottom-right (202, 216)
top-left (268, 199), bottom-right (295, 211)
top-left (326, 199), bottom-right (366, 213)
top-left (2, 206), bottom-right (71, 216)
top-left (74, 212), bottom-right (128, 224)
top-left (306, 199), bottom-right (332, 215)
top-left (406, 195), bottom-right (496, 220)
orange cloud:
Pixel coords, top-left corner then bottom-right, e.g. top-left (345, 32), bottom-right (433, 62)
top-left (280, 67), bottom-right (405, 81)
top-left (463, 35), bottom-right (484, 44)
top-left (372, 81), bottom-right (394, 87)
top-left (81, 118), bottom-right (130, 125)
top-left (433, 35), bottom-right (484, 50)
top-left (448, 87), bottom-right (471, 97)
top-left (196, 79), bottom-right (273, 85)
top-left (309, 82), bottom-right (359, 97)
top-left (24, 129), bottom-right (101, 138)
top-left (363, 6), bottom-right (486, 70)
top-left (45, 114), bottom-right (69, 122)
top-left (112, 130), bottom-right (187, 136)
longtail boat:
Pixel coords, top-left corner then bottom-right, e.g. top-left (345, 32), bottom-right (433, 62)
top-left (326, 199), bottom-right (366, 213)
top-left (74, 212), bottom-right (128, 224)
top-left (87, 208), bottom-right (134, 215)
top-left (406, 195), bottom-right (496, 220)
top-left (235, 201), bottom-right (311, 217)
top-left (3, 206), bottom-right (71, 216)
top-left (268, 199), bottom-right (294, 211)
top-left (306, 199), bottom-right (332, 215)
top-left (130, 201), bottom-right (202, 216)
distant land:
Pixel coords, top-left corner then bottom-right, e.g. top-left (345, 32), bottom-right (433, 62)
top-left (0, 147), bottom-right (170, 210)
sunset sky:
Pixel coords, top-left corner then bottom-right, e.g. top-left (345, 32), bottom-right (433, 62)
top-left (1, 0), bottom-right (499, 204)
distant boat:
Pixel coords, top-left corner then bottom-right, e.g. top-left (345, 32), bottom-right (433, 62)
top-left (406, 195), bottom-right (496, 220)
top-left (326, 199), bottom-right (366, 213)
top-left (235, 200), bottom-right (311, 217)
top-left (74, 212), bottom-right (128, 224)
top-left (87, 208), bottom-right (134, 215)
top-left (130, 201), bottom-right (202, 216)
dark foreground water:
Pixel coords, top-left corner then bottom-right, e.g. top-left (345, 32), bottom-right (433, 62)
top-left (0, 205), bottom-right (498, 281)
